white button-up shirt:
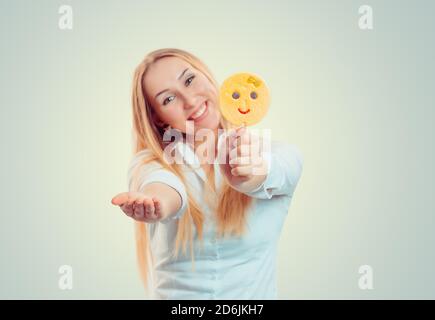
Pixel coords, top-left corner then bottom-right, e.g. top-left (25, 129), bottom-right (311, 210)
top-left (127, 133), bottom-right (303, 300)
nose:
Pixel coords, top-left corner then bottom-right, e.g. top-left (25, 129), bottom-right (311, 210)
top-left (183, 94), bottom-right (201, 111)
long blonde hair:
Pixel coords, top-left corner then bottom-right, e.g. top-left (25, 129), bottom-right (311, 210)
top-left (129, 48), bottom-right (253, 289)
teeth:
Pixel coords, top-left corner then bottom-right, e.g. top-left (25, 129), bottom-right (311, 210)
top-left (190, 102), bottom-right (207, 120)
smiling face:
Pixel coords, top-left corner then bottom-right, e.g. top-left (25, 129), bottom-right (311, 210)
top-left (143, 56), bottom-right (221, 134)
top-left (219, 73), bottom-right (270, 126)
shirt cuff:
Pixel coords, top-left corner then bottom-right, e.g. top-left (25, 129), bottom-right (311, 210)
top-left (244, 151), bottom-right (282, 200)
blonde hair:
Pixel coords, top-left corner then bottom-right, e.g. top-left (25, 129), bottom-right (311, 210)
top-left (129, 48), bottom-right (253, 290)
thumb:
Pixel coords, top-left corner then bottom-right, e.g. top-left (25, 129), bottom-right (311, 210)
top-left (111, 192), bottom-right (128, 206)
top-left (230, 123), bottom-right (247, 147)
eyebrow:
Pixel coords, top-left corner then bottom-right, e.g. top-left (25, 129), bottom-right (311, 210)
top-left (154, 68), bottom-right (189, 99)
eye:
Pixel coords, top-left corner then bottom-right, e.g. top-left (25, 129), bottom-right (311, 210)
top-left (185, 75), bottom-right (195, 86)
top-left (163, 96), bottom-right (175, 105)
top-left (232, 91), bottom-right (240, 99)
top-left (250, 91), bottom-right (257, 99)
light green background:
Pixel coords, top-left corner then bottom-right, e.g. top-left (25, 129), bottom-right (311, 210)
top-left (1, 0), bottom-right (434, 299)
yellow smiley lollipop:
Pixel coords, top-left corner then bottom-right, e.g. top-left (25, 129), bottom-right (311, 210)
top-left (219, 73), bottom-right (270, 126)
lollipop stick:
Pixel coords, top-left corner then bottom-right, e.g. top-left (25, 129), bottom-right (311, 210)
top-left (237, 122), bottom-right (246, 131)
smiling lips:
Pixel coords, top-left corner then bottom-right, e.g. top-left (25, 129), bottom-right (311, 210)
top-left (238, 108), bottom-right (251, 114)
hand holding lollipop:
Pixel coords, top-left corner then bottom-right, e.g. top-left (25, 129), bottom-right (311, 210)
top-left (218, 73), bottom-right (270, 192)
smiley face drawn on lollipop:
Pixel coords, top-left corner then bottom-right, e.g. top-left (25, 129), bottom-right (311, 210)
top-left (219, 73), bottom-right (270, 126)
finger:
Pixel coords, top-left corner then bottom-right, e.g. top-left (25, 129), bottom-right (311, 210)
top-left (111, 192), bottom-right (129, 206)
top-left (127, 194), bottom-right (141, 206)
top-left (143, 198), bottom-right (155, 218)
top-left (231, 165), bottom-right (253, 177)
top-left (148, 199), bottom-right (160, 220)
top-left (229, 125), bottom-right (246, 147)
top-left (229, 156), bottom-right (251, 167)
top-left (237, 130), bottom-right (262, 146)
top-left (216, 132), bottom-right (230, 162)
top-left (237, 140), bottom-right (263, 159)
top-left (152, 197), bottom-right (162, 219)
top-left (227, 131), bottom-right (238, 153)
top-left (218, 133), bottom-right (233, 166)
top-left (249, 138), bottom-right (262, 157)
top-left (229, 144), bottom-right (250, 160)
top-left (133, 202), bottom-right (145, 220)
top-left (121, 203), bottom-right (134, 217)
top-left (227, 126), bottom-right (244, 146)
top-left (232, 132), bottom-right (251, 149)
top-left (135, 196), bottom-right (146, 206)
top-left (249, 152), bottom-right (263, 167)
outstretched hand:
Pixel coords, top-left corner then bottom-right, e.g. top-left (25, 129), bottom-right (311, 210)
top-left (111, 192), bottom-right (162, 223)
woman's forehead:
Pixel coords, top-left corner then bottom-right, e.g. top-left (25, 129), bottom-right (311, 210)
top-left (149, 57), bottom-right (192, 78)
top-left (144, 57), bottom-right (192, 95)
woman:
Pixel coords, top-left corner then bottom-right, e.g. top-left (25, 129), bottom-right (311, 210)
top-left (111, 48), bottom-right (303, 299)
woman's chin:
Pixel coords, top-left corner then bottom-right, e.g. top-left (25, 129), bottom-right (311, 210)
top-left (207, 118), bottom-right (221, 132)
top-left (194, 112), bottom-right (220, 131)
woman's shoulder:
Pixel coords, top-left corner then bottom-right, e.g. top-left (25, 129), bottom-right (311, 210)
top-left (128, 148), bottom-right (156, 170)
top-left (127, 149), bottom-right (163, 188)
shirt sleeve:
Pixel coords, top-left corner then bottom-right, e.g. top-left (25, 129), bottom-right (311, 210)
top-left (244, 142), bottom-right (304, 200)
top-left (127, 150), bottom-right (188, 222)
